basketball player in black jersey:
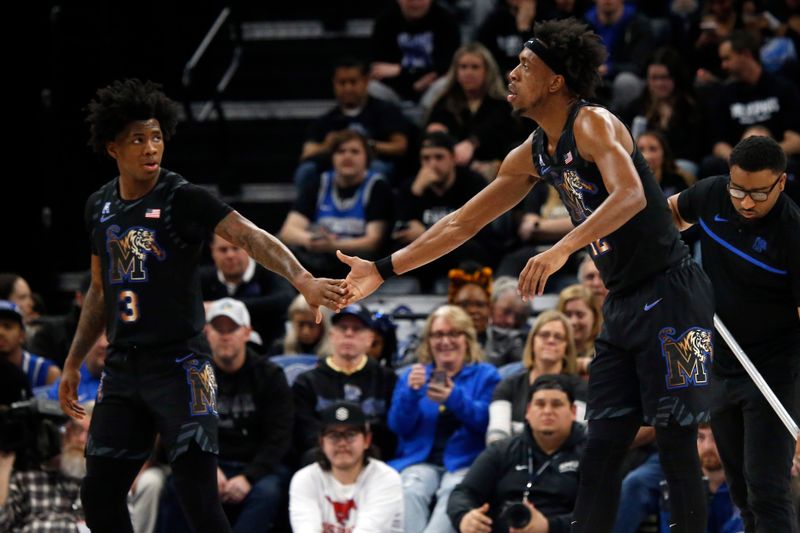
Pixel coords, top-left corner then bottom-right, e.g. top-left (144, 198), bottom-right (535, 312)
top-left (57, 79), bottom-right (348, 533)
top-left (338, 19), bottom-right (714, 533)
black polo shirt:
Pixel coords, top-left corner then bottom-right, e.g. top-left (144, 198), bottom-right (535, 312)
top-left (677, 175), bottom-right (800, 378)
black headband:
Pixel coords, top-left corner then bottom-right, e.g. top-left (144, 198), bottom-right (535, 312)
top-left (524, 38), bottom-right (575, 90)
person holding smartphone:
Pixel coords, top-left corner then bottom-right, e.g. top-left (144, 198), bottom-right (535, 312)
top-left (388, 305), bottom-right (500, 533)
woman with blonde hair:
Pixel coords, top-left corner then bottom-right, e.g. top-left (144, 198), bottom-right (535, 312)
top-left (425, 42), bottom-right (528, 179)
top-left (269, 294), bottom-right (332, 357)
top-left (487, 310), bottom-right (587, 443)
top-left (557, 284), bottom-right (602, 376)
top-left (388, 305), bottom-right (500, 533)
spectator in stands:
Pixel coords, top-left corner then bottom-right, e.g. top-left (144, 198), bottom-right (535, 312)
top-left (0, 356), bottom-right (29, 406)
top-left (279, 130), bottom-right (394, 279)
top-left (289, 401), bottom-right (404, 532)
top-left (389, 305), bottom-right (500, 533)
top-left (47, 333), bottom-right (107, 403)
top-left (484, 276), bottom-right (529, 367)
top-left (475, 0), bottom-right (537, 75)
top-left (448, 265), bottom-right (493, 346)
top-left (28, 271), bottom-right (91, 368)
top-left (577, 253), bottom-right (608, 309)
top-left (692, 0), bottom-right (740, 80)
top-left (370, 0), bottom-right (461, 104)
top-left (393, 132), bottom-right (498, 291)
top-left (0, 301), bottom-right (59, 390)
top-left (487, 310), bottom-right (585, 444)
top-left (293, 303), bottom-right (397, 461)
top-left (368, 311), bottom-right (399, 368)
top-left (0, 273), bottom-right (35, 327)
top-left (294, 56), bottom-right (410, 188)
top-left (636, 130), bottom-right (695, 198)
top-left (269, 293), bottom-right (332, 357)
top-left (556, 285), bottom-right (601, 377)
top-left (426, 42), bottom-right (528, 181)
top-left (448, 374), bottom-right (586, 533)
top-left (201, 234), bottom-right (296, 350)
top-left (584, 0), bottom-right (657, 110)
top-left (0, 403), bottom-right (92, 531)
top-left (702, 30), bottom-right (800, 177)
top-left (620, 47), bottom-right (705, 169)
top-left (162, 298), bottom-right (293, 532)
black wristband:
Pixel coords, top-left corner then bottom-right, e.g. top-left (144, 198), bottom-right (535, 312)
top-left (374, 256), bottom-right (396, 281)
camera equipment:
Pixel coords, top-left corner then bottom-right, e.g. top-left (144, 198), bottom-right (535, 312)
top-left (501, 449), bottom-right (555, 529)
top-left (0, 398), bottom-right (68, 470)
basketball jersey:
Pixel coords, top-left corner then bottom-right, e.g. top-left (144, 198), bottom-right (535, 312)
top-left (86, 170), bottom-right (226, 346)
top-left (531, 100), bottom-right (688, 292)
top-left (314, 170), bottom-right (380, 238)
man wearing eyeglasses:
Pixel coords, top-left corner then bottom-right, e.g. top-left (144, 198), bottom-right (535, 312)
top-left (667, 135), bottom-right (800, 532)
top-left (289, 401), bottom-right (404, 532)
top-left (293, 304), bottom-right (398, 462)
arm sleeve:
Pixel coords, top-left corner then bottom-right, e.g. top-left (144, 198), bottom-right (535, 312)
top-left (289, 468), bottom-right (324, 533)
top-left (446, 445), bottom-right (501, 529)
top-left (676, 176), bottom-right (721, 225)
top-left (444, 366), bottom-right (501, 433)
top-left (547, 514), bottom-right (575, 533)
top-left (353, 467), bottom-right (404, 533)
top-left (171, 184), bottom-right (234, 244)
top-left (387, 370), bottom-right (426, 437)
top-left (85, 192), bottom-right (99, 255)
top-left (243, 365), bottom-right (295, 482)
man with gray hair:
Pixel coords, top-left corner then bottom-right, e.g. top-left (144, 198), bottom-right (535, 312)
top-left (484, 276), bottom-right (529, 367)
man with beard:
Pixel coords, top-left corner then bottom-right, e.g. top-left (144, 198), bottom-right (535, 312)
top-left (668, 136), bottom-right (800, 531)
top-left (0, 403), bottom-right (93, 532)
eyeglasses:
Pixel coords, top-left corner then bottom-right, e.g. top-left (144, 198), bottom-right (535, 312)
top-left (535, 331), bottom-right (566, 342)
top-left (430, 331), bottom-right (466, 341)
top-left (728, 175), bottom-right (782, 202)
top-left (322, 429), bottom-right (362, 443)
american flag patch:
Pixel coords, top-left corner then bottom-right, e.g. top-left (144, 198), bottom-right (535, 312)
top-left (564, 151), bottom-right (573, 164)
top-left (145, 208), bottom-right (161, 219)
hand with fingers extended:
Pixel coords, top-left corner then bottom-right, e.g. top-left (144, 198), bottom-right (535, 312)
top-left (58, 364), bottom-right (86, 420)
top-left (336, 250), bottom-right (384, 304)
top-left (517, 244), bottom-right (571, 301)
top-left (460, 503), bottom-right (493, 533)
top-left (295, 274), bottom-right (349, 322)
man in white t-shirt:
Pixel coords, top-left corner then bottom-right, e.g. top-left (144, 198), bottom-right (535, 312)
top-left (289, 401), bottom-right (404, 532)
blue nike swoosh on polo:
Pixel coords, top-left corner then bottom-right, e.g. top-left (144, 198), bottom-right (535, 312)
top-left (643, 298), bottom-right (663, 311)
top-left (713, 214), bottom-right (728, 222)
top-left (100, 214), bottom-right (115, 223)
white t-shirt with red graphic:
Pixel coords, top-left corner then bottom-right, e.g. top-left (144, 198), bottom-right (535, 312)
top-left (289, 459), bottom-right (403, 533)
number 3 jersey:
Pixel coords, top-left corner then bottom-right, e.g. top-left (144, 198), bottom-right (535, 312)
top-left (85, 169), bottom-right (233, 346)
top-left (531, 100), bottom-right (688, 292)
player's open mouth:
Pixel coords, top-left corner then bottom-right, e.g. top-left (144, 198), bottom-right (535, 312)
top-left (143, 163), bottom-right (159, 171)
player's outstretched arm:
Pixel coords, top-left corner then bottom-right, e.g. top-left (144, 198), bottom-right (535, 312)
top-left (60, 255), bottom-right (106, 419)
top-left (338, 137), bottom-right (539, 304)
top-left (215, 211), bottom-right (347, 321)
top-left (518, 108), bottom-right (647, 298)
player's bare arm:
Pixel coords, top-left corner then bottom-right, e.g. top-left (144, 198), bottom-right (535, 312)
top-left (518, 108), bottom-right (647, 297)
top-left (60, 255), bottom-right (106, 419)
top-left (338, 136), bottom-right (540, 303)
top-left (667, 193), bottom-right (693, 231)
top-left (215, 211), bottom-right (347, 319)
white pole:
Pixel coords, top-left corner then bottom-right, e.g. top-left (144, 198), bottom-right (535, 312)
top-left (713, 314), bottom-right (799, 440)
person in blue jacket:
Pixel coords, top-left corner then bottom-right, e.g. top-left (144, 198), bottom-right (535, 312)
top-left (388, 304), bottom-right (500, 533)
top-left (47, 334), bottom-right (107, 403)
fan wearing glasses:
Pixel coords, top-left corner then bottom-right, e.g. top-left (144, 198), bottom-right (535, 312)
top-left (667, 135), bottom-right (800, 532)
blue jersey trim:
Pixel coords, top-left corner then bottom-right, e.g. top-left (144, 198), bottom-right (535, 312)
top-left (698, 218), bottom-right (787, 275)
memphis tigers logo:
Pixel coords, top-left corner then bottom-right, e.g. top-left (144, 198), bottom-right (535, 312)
top-left (183, 358), bottom-right (218, 416)
top-left (556, 169), bottom-right (597, 223)
top-left (105, 225), bottom-right (166, 283)
top-left (659, 327), bottom-right (712, 390)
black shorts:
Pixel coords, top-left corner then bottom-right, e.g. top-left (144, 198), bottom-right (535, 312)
top-left (586, 258), bottom-right (715, 427)
top-left (86, 336), bottom-right (219, 463)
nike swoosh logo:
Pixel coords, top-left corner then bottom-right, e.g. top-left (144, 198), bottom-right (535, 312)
top-left (100, 214), bottom-right (115, 223)
top-left (643, 298), bottom-right (663, 311)
top-left (714, 214), bottom-right (728, 222)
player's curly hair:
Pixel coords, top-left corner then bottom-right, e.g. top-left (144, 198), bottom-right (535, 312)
top-left (85, 78), bottom-right (180, 156)
top-left (533, 18), bottom-right (607, 98)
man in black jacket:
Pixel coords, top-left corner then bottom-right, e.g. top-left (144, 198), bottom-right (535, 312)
top-left (448, 375), bottom-right (586, 533)
top-left (162, 298), bottom-right (294, 532)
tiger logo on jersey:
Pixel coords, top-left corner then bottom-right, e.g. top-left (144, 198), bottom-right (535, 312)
top-left (659, 327), bottom-right (712, 390)
top-left (183, 358), bottom-right (218, 416)
top-left (105, 225), bottom-right (166, 283)
top-left (557, 169), bottom-right (597, 222)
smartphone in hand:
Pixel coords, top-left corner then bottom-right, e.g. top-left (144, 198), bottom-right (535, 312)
top-left (429, 369), bottom-right (447, 385)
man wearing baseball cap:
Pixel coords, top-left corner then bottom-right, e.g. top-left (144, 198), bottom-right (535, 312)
top-left (0, 300), bottom-right (60, 390)
top-left (161, 297), bottom-right (293, 532)
top-left (289, 401), bottom-right (403, 532)
top-left (293, 303), bottom-right (398, 462)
